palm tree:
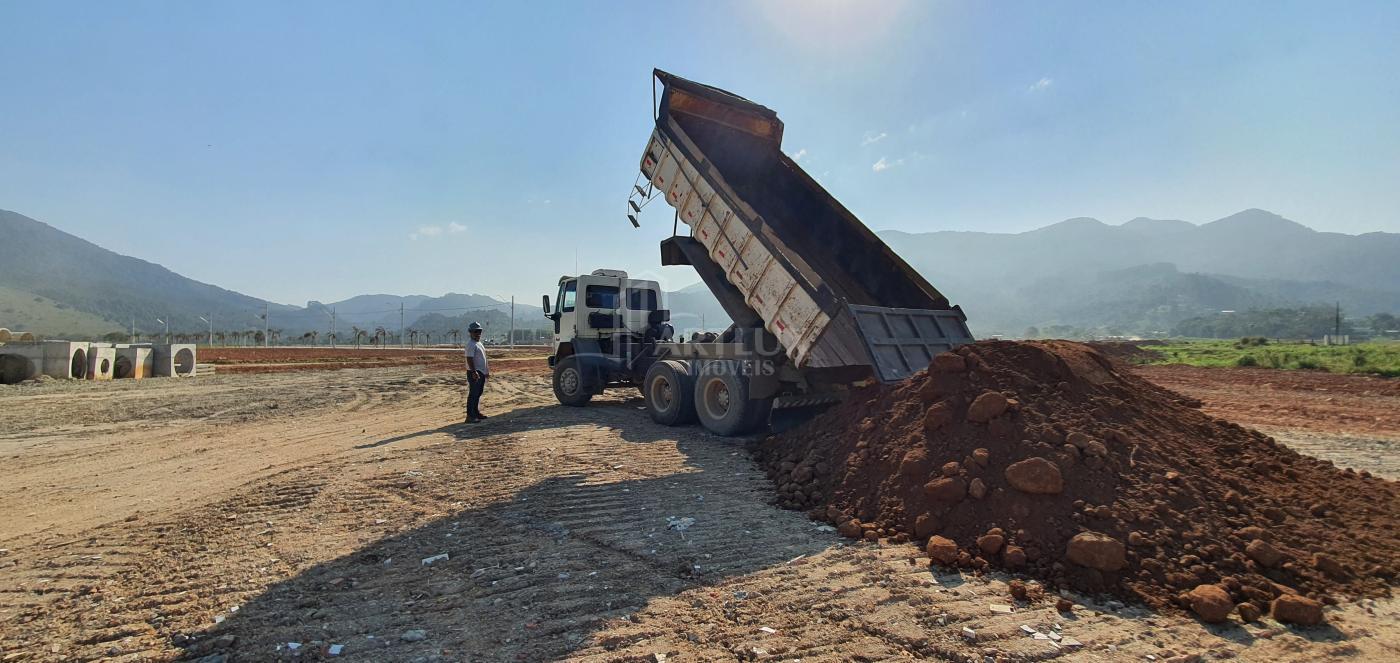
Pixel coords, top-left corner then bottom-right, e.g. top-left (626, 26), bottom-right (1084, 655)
top-left (373, 327), bottom-right (387, 347)
top-left (309, 330), bottom-right (318, 346)
top-left (326, 331), bottom-right (337, 347)
top-left (351, 326), bottom-right (365, 348)
top-left (407, 329), bottom-right (418, 348)
top-left (448, 328), bottom-right (462, 347)
top-left (214, 331), bottom-right (226, 346)
top-left (423, 331), bottom-right (432, 346)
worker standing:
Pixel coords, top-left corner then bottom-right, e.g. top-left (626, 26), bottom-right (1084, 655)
top-left (464, 322), bottom-right (490, 423)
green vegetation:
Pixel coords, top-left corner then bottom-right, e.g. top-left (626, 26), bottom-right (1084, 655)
top-left (1171, 307), bottom-right (1399, 340)
top-left (0, 284), bottom-right (125, 338)
top-left (1144, 339), bottom-right (1400, 377)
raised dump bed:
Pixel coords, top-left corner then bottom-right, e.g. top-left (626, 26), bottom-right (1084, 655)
top-left (641, 70), bottom-right (972, 381)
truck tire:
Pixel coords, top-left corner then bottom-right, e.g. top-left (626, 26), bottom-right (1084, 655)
top-left (553, 355), bottom-right (592, 407)
top-left (693, 361), bottom-right (758, 436)
top-left (644, 360), bottom-right (696, 426)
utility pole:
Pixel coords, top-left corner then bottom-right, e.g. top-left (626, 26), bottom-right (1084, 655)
top-left (399, 303), bottom-right (405, 348)
top-left (263, 302), bottom-right (270, 348)
top-left (510, 296), bottom-right (515, 348)
top-left (131, 318), bottom-right (136, 343)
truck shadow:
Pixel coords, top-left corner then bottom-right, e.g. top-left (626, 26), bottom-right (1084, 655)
top-left (182, 399), bottom-right (826, 661)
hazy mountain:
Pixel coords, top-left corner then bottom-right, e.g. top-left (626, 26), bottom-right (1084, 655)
top-left (880, 209), bottom-right (1400, 336)
top-left (0, 209), bottom-right (541, 339)
top-left (4, 206), bottom-right (1396, 341)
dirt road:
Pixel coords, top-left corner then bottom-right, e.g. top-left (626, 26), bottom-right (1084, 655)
top-left (1135, 364), bottom-right (1400, 479)
top-left (1, 364), bottom-right (1396, 661)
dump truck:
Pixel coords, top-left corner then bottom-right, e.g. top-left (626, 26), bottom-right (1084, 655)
top-left (542, 70), bottom-right (973, 435)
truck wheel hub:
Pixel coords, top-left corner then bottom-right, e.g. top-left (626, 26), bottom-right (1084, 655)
top-left (703, 380), bottom-right (730, 418)
top-left (562, 368), bottom-right (579, 394)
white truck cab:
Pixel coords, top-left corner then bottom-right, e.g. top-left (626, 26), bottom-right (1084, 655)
top-left (543, 269), bottom-right (672, 406)
top-left (546, 269), bottom-right (662, 344)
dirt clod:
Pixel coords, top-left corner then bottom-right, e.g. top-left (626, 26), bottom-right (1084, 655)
top-left (927, 535), bottom-right (958, 565)
top-left (966, 391), bottom-right (1009, 423)
top-left (1066, 531), bottom-right (1127, 572)
top-left (1004, 457), bottom-right (1064, 494)
top-left (1187, 584), bottom-right (1234, 623)
top-left (1246, 539), bottom-right (1285, 568)
top-left (1271, 594), bottom-right (1325, 626)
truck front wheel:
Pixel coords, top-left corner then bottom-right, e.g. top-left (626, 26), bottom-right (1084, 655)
top-left (553, 356), bottom-right (592, 407)
top-left (693, 361), bottom-right (764, 436)
top-left (644, 360), bottom-right (696, 426)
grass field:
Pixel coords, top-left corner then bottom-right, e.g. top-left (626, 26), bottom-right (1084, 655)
top-left (0, 284), bottom-right (121, 338)
top-left (1145, 339), bottom-right (1400, 377)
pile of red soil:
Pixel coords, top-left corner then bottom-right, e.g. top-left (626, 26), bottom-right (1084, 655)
top-left (1085, 340), bottom-right (1165, 365)
top-left (759, 341), bottom-right (1398, 622)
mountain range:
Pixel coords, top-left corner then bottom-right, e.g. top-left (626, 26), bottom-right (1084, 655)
top-left (879, 209), bottom-right (1400, 336)
top-left (2, 207), bottom-right (1397, 340)
top-left (0, 209), bottom-right (545, 340)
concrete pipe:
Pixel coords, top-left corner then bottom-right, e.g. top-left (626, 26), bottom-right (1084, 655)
top-left (39, 341), bottom-right (89, 379)
top-left (115, 346), bottom-right (153, 379)
top-left (87, 346), bottom-right (116, 381)
top-left (0, 353), bottom-right (37, 384)
top-left (153, 344), bottom-right (197, 377)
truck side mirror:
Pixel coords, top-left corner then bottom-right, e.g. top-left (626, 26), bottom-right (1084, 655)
top-left (541, 295), bottom-right (551, 317)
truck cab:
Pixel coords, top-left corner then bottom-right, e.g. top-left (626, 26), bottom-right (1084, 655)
top-left (543, 269), bottom-right (672, 405)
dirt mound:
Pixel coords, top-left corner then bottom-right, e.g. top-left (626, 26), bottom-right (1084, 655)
top-left (1086, 340), bottom-right (1164, 365)
top-left (759, 341), bottom-right (1399, 617)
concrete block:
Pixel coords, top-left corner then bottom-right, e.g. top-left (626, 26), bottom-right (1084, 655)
top-left (41, 341), bottom-right (90, 379)
top-left (153, 343), bottom-right (197, 378)
top-left (87, 346), bottom-right (116, 381)
top-left (0, 343), bottom-right (42, 383)
top-left (115, 346), bottom-right (154, 379)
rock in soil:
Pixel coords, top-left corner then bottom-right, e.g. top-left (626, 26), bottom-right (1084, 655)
top-left (1187, 584), bottom-right (1234, 623)
top-left (1272, 594), bottom-right (1326, 626)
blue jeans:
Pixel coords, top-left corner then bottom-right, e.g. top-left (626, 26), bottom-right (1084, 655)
top-left (467, 372), bottom-right (488, 418)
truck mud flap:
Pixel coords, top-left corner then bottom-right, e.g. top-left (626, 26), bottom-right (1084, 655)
top-left (848, 304), bottom-right (974, 382)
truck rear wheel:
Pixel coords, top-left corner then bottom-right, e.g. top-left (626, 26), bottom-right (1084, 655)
top-left (693, 361), bottom-right (764, 436)
top-left (553, 355), bottom-right (592, 407)
top-left (644, 360), bottom-right (696, 426)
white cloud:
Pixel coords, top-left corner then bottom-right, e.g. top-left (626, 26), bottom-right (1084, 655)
top-left (861, 131), bottom-right (887, 146)
top-left (1028, 77), bottom-right (1053, 92)
top-left (872, 156), bottom-right (903, 172)
top-left (792, 148), bottom-right (808, 162)
top-left (409, 223), bottom-right (464, 240)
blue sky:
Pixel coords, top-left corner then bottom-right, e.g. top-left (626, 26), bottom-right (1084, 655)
top-left (2, 1), bottom-right (1397, 305)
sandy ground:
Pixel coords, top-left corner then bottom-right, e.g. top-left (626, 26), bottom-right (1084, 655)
top-left (1135, 364), bottom-right (1400, 479)
top-left (0, 360), bottom-right (1396, 662)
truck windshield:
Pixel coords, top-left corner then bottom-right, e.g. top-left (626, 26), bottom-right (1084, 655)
top-left (627, 288), bottom-right (657, 310)
top-left (585, 285), bottom-right (620, 309)
top-left (560, 281), bottom-right (576, 312)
